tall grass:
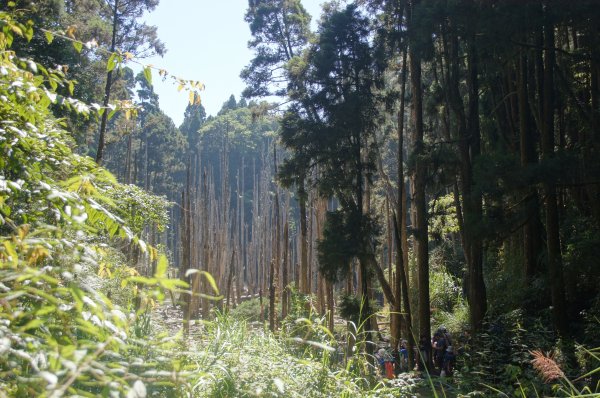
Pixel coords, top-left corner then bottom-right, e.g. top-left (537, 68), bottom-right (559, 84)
top-left (161, 310), bottom-right (418, 397)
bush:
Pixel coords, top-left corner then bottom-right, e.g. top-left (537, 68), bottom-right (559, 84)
top-left (0, 13), bottom-right (189, 396)
top-left (230, 297), bottom-right (265, 322)
top-left (454, 310), bottom-right (556, 396)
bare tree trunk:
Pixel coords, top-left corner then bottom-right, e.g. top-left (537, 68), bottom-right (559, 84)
top-left (181, 187), bottom-right (190, 338)
top-left (299, 183), bottom-right (309, 294)
top-left (273, 145), bottom-right (281, 330)
top-left (226, 247), bottom-right (236, 312)
top-left (326, 280), bottom-right (334, 333)
top-left (269, 259), bottom-right (276, 332)
top-left (125, 133), bottom-right (132, 184)
top-left (281, 220), bottom-right (289, 320)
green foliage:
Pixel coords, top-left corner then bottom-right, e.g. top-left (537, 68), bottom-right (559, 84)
top-left (429, 246), bottom-right (463, 312)
top-left (562, 213), bottom-right (600, 313)
top-left (194, 102), bottom-right (279, 207)
top-left (429, 194), bottom-right (460, 242)
top-left (455, 310), bottom-right (556, 397)
top-left (0, 13), bottom-right (193, 396)
top-left (108, 183), bottom-right (171, 234)
top-left (286, 287), bottom-right (313, 320)
top-left (179, 102), bottom-right (206, 150)
top-left (484, 245), bottom-right (531, 316)
top-left (242, 0), bottom-right (312, 98)
top-left (170, 314), bottom-right (413, 398)
top-left (230, 297), bottom-right (264, 323)
top-left (339, 294), bottom-right (366, 327)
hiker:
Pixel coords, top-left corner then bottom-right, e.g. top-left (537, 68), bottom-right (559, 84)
top-left (418, 335), bottom-right (430, 370)
top-left (375, 348), bottom-right (395, 379)
top-left (432, 331), bottom-right (448, 370)
top-left (440, 325), bottom-right (453, 346)
top-left (375, 348), bottom-right (387, 375)
top-left (441, 345), bottom-right (456, 377)
top-left (398, 340), bottom-right (408, 372)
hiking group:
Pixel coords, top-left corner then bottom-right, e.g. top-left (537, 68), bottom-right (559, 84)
top-left (375, 326), bottom-right (457, 379)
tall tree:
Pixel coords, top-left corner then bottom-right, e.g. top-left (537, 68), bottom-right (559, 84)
top-left (407, 0), bottom-right (431, 367)
top-left (180, 102), bottom-right (207, 152)
top-left (279, 5), bottom-right (384, 348)
top-left (243, 0), bottom-right (314, 294)
top-left (540, 3), bottom-right (568, 336)
top-left (242, 0), bottom-right (311, 98)
top-left (96, 0), bottom-right (165, 164)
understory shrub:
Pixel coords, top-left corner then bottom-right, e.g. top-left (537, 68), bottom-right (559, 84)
top-left (454, 310), bottom-right (557, 396)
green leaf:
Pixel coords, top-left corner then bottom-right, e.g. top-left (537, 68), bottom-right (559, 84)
top-left (24, 25), bottom-right (33, 42)
top-left (36, 305), bottom-right (57, 316)
top-left (143, 66), bottom-right (152, 86)
top-left (158, 279), bottom-right (188, 290)
top-left (19, 318), bottom-right (44, 332)
top-left (3, 241), bottom-right (18, 267)
top-left (107, 53), bottom-right (117, 72)
top-left (155, 254), bottom-right (168, 278)
top-left (73, 41), bottom-right (83, 53)
top-left (44, 31), bottom-right (54, 44)
top-left (200, 271), bottom-right (219, 295)
top-left (127, 276), bottom-right (158, 285)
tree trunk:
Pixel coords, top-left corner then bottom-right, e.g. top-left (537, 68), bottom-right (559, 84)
top-left (281, 221), bottom-right (289, 320)
top-left (96, 0), bottom-right (119, 164)
top-left (395, 44), bottom-right (414, 369)
top-left (541, 14), bottom-right (568, 336)
top-left (409, 29), bottom-right (431, 368)
top-left (465, 29), bottom-right (487, 332)
top-left (299, 183), bottom-right (309, 294)
top-left (226, 249), bottom-right (236, 312)
top-left (269, 259), bottom-right (276, 332)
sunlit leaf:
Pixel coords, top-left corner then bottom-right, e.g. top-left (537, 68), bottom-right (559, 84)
top-left (200, 271), bottom-right (219, 295)
top-left (18, 319), bottom-right (43, 332)
top-left (155, 254), bottom-right (168, 278)
top-left (107, 53), bottom-right (118, 72)
top-left (143, 66), bottom-right (152, 86)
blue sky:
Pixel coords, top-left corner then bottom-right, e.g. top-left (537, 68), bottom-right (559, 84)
top-left (141, 0), bottom-right (325, 126)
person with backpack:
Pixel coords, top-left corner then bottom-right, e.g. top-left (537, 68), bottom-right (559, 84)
top-left (375, 348), bottom-right (395, 379)
top-left (441, 345), bottom-right (456, 377)
top-left (440, 325), bottom-right (453, 346)
top-left (432, 330), bottom-right (448, 370)
top-left (399, 340), bottom-right (408, 372)
top-left (418, 335), bottom-right (431, 371)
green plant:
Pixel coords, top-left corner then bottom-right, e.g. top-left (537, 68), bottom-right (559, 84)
top-left (0, 12), bottom-right (197, 396)
top-left (453, 310), bottom-right (555, 396)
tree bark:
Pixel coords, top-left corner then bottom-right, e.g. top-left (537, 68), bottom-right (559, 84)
top-left (281, 221), bottom-right (289, 319)
top-left (518, 50), bottom-right (543, 287)
top-left (541, 13), bottom-right (568, 336)
top-left (299, 183), bottom-right (309, 294)
top-left (465, 27), bottom-right (487, 332)
top-left (395, 44), bottom-right (414, 368)
top-left (409, 25), bottom-right (431, 368)
top-left (96, 0), bottom-right (119, 164)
